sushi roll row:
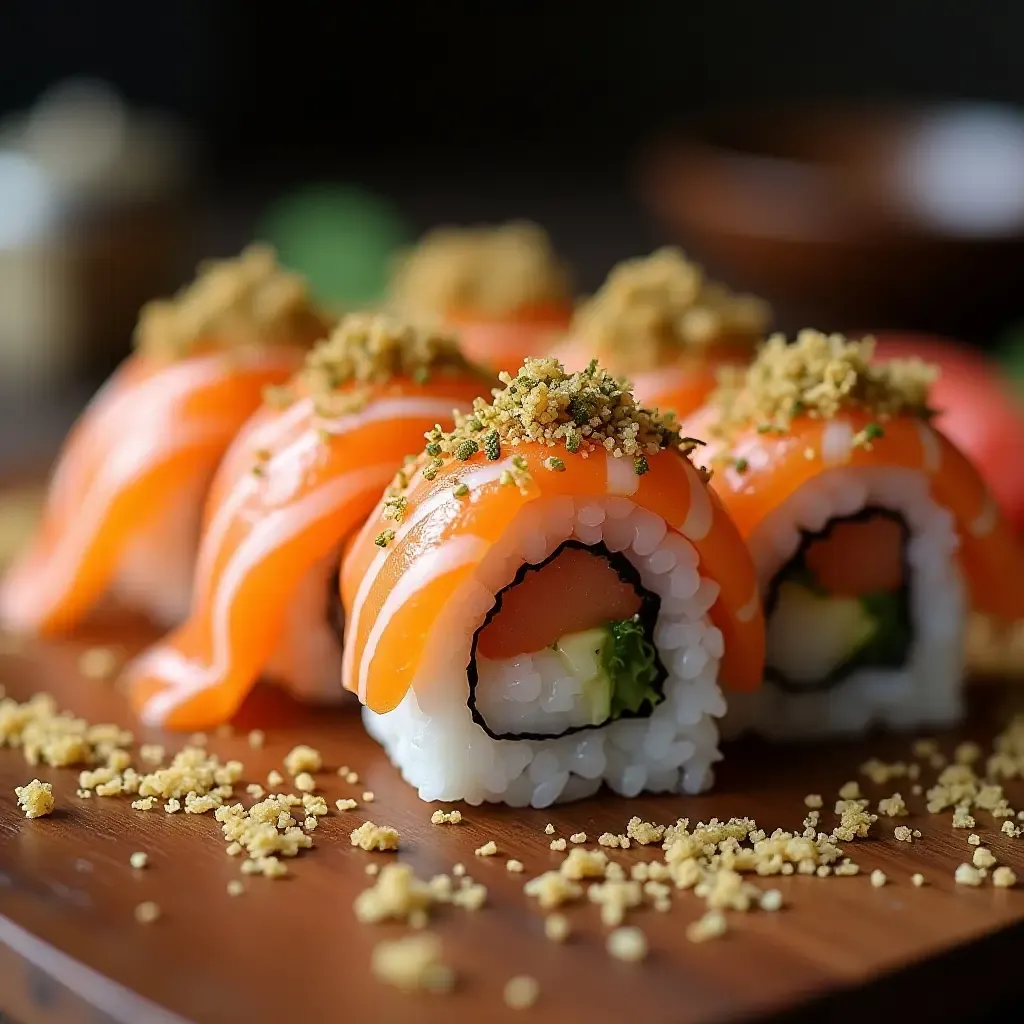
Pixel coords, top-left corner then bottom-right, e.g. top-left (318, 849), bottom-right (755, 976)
top-left (4, 235), bottom-right (1024, 810)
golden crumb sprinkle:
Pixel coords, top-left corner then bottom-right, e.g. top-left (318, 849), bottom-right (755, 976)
top-left (569, 832), bottom-right (587, 844)
top-left (134, 901), bottom-right (161, 924)
top-left (870, 870), bottom-right (887, 888)
top-left (283, 745), bottom-right (322, 777)
top-left (544, 913), bottom-right (571, 942)
top-left (129, 851), bottom-right (148, 870)
top-left (78, 646), bottom-right (119, 680)
top-left (391, 221), bottom-right (570, 318)
top-left (710, 330), bottom-right (935, 441)
top-left (544, 823), bottom-right (555, 835)
top-left (955, 863), bottom-right (983, 886)
top-left (626, 817), bottom-right (665, 845)
top-left (972, 847), bottom-right (997, 870)
top-left (350, 821), bottom-right (399, 852)
top-left (362, 791), bottom-right (375, 803)
top-left (838, 781), bottom-right (862, 801)
top-left (968, 833), bottom-right (981, 846)
top-left (247, 730), bottom-right (265, 749)
top-left (572, 248), bottom-right (769, 372)
top-left (336, 798), bottom-right (358, 812)
top-left (304, 816), bottom-right (318, 831)
top-left (598, 832), bottom-right (625, 848)
top-left (138, 744), bottom-right (164, 766)
top-left (507, 859), bottom-right (525, 874)
top-left (549, 838), bottom-right (567, 852)
top-left (589, 879), bottom-right (642, 927)
top-left (371, 933), bottom-right (455, 994)
top-left (345, 771), bottom-right (360, 785)
top-left (131, 797), bottom-right (156, 811)
top-left (560, 848), bottom-right (608, 881)
top-left (607, 925), bottom-right (649, 961)
top-left (246, 783), bottom-right (265, 799)
top-left (760, 889), bottom-right (784, 912)
top-left (687, 910), bottom-right (727, 944)
top-left (504, 975), bottom-right (540, 1010)
top-left (365, 863), bottom-right (379, 876)
top-left (993, 866), bottom-right (1017, 888)
top-left (267, 770), bottom-right (284, 788)
top-left (911, 873), bottom-right (926, 887)
top-left (893, 826), bottom-right (914, 842)
top-left (227, 880), bottom-right (244, 896)
top-left (293, 772), bottom-right (316, 793)
top-left (524, 871), bottom-right (584, 910)
top-left (430, 808), bottom-right (463, 825)
top-left (452, 863), bottom-right (466, 877)
top-left (475, 840), bottom-right (498, 857)
top-left (134, 244), bottom-right (324, 359)
top-left (354, 864), bottom-right (434, 924)
top-left (302, 793), bottom-right (328, 817)
top-left (878, 793), bottom-right (909, 817)
top-left (15, 778), bottom-right (54, 818)
top-left (804, 794), bottom-right (823, 809)
top-left (953, 807), bottom-right (976, 829)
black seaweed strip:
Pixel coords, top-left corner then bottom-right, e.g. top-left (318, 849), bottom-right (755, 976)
top-left (467, 539), bottom-right (668, 742)
top-left (764, 506), bottom-right (913, 694)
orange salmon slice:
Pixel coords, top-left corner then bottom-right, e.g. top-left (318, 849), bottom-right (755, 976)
top-left (804, 513), bottom-right (905, 598)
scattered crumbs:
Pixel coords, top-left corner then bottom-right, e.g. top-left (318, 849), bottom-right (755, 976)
top-left (336, 798), bottom-right (358, 812)
top-left (227, 880), bottom-right (244, 896)
top-left (993, 866), bottom-right (1018, 888)
top-left (912, 873), bottom-right (926, 887)
top-left (504, 975), bottom-right (540, 1010)
top-left (544, 913), bottom-right (571, 942)
top-left (1002, 820), bottom-right (1022, 837)
top-left (345, 771), bottom-right (360, 785)
top-left (78, 646), bottom-right (119, 680)
top-left (365, 863), bottom-right (380, 876)
top-left (953, 807), bottom-right (976, 829)
top-left (134, 901), bottom-right (161, 924)
top-left (15, 779), bottom-right (54, 818)
top-left (246, 783), bottom-right (265, 799)
top-left (452, 863), bottom-right (466, 878)
top-left (247, 730), bottom-right (265, 749)
top-left (226, 842), bottom-right (243, 857)
top-left (371, 934), bottom-right (455, 994)
top-left (131, 797), bottom-right (157, 811)
top-left (283, 745), bottom-right (322, 777)
top-left (569, 832), bottom-right (587, 844)
top-left (138, 744), bottom-right (164, 766)
top-left (804, 794), bottom-right (823, 809)
top-left (544, 823), bottom-right (555, 835)
top-left (870, 869), bottom-right (887, 888)
top-left (430, 809), bottom-right (463, 825)
top-left (302, 793), bottom-right (328, 817)
top-left (304, 816), bottom-right (318, 831)
top-left (294, 772), bottom-right (316, 793)
top-left (607, 925), bottom-right (648, 961)
top-left (475, 840), bottom-right (498, 857)
top-left (968, 833), bottom-right (982, 846)
top-left (350, 821), bottom-right (400, 852)
top-left (362, 791), bottom-right (375, 803)
top-left (954, 741), bottom-right (982, 765)
top-left (129, 851), bottom-right (148, 870)
top-left (524, 871), bottom-right (584, 910)
top-left (686, 910), bottom-right (728, 944)
top-left (626, 816), bottom-right (665, 845)
top-left (549, 838), bottom-right (567, 852)
top-left (893, 825), bottom-right (914, 842)
top-left (911, 784), bottom-right (923, 795)
top-left (877, 793), bottom-right (908, 817)
top-left (760, 889), bottom-right (784, 912)
top-left (507, 859), bottom-right (525, 873)
top-left (337, 765), bottom-right (350, 777)
top-left (560, 848), bottom-right (608, 881)
top-left (838, 781), bottom-right (861, 800)
top-left (188, 732), bottom-right (207, 748)
top-left (972, 846), bottom-right (997, 870)
top-left (215, 724), bottom-right (233, 739)
top-left (955, 863), bottom-right (983, 887)
top-left (267, 770), bottom-right (284, 787)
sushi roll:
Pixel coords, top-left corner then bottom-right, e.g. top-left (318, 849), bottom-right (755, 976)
top-left (556, 248), bottom-right (770, 417)
top-left (388, 221), bottom-right (573, 371)
top-left (683, 330), bottom-right (1024, 740)
top-left (127, 315), bottom-right (492, 729)
top-left (341, 358), bottom-right (764, 806)
top-left (0, 245), bottom-right (327, 635)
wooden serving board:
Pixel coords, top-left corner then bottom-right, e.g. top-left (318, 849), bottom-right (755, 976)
top-left (3, 618), bottom-right (1024, 1024)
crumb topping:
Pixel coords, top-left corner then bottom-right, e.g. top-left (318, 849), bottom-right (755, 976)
top-left (371, 934), bottom-right (455, 993)
top-left (350, 821), bottom-right (400, 852)
top-left (134, 244), bottom-right (323, 359)
top-left (710, 330), bottom-right (936, 440)
top-left (15, 778), bottom-right (54, 818)
top-left (572, 248), bottom-right (770, 371)
top-left (504, 975), bottom-right (540, 1009)
top-left (390, 221), bottom-right (570, 318)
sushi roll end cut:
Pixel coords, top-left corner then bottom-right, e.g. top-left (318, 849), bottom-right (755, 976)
top-left (684, 330), bottom-right (1024, 741)
top-left (128, 314), bottom-right (493, 729)
top-left (556, 247), bottom-right (771, 418)
top-left (342, 357), bottom-right (764, 807)
top-left (0, 245), bottom-right (328, 636)
top-left (388, 222), bottom-right (573, 371)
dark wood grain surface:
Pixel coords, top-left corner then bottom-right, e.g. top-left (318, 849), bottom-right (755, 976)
top-left (3, 618), bottom-right (1024, 1024)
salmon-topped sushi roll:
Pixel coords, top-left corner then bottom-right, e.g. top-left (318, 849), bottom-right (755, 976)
top-left (341, 358), bottom-right (765, 806)
top-left (389, 221), bottom-right (573, 371)
top-left (0, 245), bottom-right (327, 635)
top-left (682, 330), bottom-right (1024, 740)
top-left (127, 315), bottom-right (493, 729)
top-left (556, 248), bottom-right (770, 418)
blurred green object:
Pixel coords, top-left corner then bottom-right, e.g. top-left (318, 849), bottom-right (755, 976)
top-left (258, 184), bottom-right (412, 308)
top-left (995, 323), bottom-right (1024, 398)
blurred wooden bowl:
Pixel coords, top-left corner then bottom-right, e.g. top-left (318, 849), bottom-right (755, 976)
top-left (640, 103), bottom-right (1024, 340)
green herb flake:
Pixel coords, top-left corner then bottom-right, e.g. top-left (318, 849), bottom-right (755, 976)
top-left (454, 439), bottom-right (479, 461)
top-left (633, 455), bottom-right (650, 476)
top-left (412, 367), bottom-right (430, 384)
top-left (864, 422), bottom-right (885, 441)
top-left (605, 617), bottom-right (661, 718)
top-left (374, 529), bottom-right (396, 548)
top-left (422, 458), bottom-right (443, 481)
top-left (425, 442), bottom-right (442, 456)
top-left (511, 454), bottom-right (528, 471)
top-left (483, 430), bottom-right (501, 460)
top-left (499, 470), bottom-right (515, 487)
top-left (382, 494), bottom-right (408, 522)
top-left (565, 429), bottom-right (582, 453)
top-left (733, 457), bottom-right (749, 473)
top-left (466, 417), bottom-right (483, 432)
top-left (453, 483), bottom-right (470, 498)
top-left (544, 456), bottom-right (566, 472)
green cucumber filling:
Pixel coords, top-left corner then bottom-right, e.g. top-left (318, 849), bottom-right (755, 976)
top-left (552, 616), bottom-right (662, 727)
top-left (765, 509), bottom-right (912, 692)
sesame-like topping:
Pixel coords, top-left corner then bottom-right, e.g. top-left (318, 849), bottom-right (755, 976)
top-left (572, 248), bottom-right (770, 372)
top-left (134, 244), bottom-right (324, 359)
top-left (710, 330), bottom-right (936, 440)
top-left (390, 221), bottom-right (570, 318)
top-left (274, 313), bottom-right (479, 417)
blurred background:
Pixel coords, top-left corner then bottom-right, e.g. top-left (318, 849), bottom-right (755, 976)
top-left (4, 0), bottom-right (1024, 467)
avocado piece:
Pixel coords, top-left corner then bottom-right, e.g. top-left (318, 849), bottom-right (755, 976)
top-left (554, 628), bottom-right (612, 726)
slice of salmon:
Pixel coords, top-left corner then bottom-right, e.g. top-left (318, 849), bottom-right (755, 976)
top-left (127, 372), bottom-right (487, 730)
top-left (446, 303), bottom-right (572, 372)
top-left (0, 346), bottom-right (304, 636)
top-left (805, 513), bottom-right (905, 598)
